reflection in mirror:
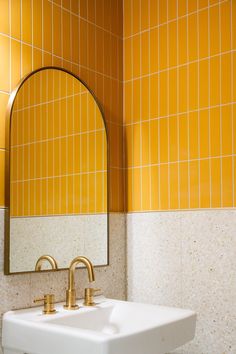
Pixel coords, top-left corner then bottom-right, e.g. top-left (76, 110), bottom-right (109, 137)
top-left (6, 67), bottom-right (108, 274)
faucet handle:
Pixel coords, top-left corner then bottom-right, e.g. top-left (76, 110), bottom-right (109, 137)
top-left (83, 288), bottom-right (101, 306)
top-left (34, 294), bottom-right (57, 314)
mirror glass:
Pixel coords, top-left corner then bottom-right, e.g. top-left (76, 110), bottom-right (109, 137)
top-left (6, 67), bottom-right (108, 274)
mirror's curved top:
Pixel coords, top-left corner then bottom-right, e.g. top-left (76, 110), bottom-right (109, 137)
top-left (5, 66), bottom-right (108, 275)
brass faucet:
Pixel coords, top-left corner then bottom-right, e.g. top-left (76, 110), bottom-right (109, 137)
top-left (64, 256), bottom-right (95, 310)
top-left (35, 255), bottom-right (58, 271)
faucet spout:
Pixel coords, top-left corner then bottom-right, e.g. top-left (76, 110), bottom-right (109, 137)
top-left (35, 255), bottom-right (58, 271)
top-left (64, 256), bottom-right (95, 310)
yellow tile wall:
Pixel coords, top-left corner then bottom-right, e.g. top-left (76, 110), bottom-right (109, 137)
top-left (10, 69), bottom-right (107, 216)
top-left (0, 0), bottom-right (123, 212)
top-left (124, 0), bottom-right (236, 212)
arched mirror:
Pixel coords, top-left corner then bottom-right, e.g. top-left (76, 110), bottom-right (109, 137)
top-left (4, 67), bottom-right (108, 274)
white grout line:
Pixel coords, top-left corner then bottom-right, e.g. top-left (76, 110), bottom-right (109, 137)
top-left (123, 0), bottom-right (228, 40)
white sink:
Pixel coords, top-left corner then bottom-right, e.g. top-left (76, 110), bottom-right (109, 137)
top-left (2, 296), bottom-right (196, 354)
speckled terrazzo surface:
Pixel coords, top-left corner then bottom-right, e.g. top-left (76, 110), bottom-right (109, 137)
top-left (127, 210), bottom-right (236, 354)
top-left (0, 210), bottom-right (126, 353)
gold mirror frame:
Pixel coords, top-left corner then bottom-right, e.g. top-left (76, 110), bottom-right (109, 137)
top-left (4, 66), bottom-right (109, 275)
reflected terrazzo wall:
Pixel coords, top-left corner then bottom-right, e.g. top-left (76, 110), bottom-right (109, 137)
top-left (127, 210), bottom-right (236, 354)
top-left (0, 210), bottom-right (126, 353)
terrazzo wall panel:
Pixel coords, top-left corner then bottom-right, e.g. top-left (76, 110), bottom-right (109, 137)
top-left (127, 210), bottom-right (236, 354)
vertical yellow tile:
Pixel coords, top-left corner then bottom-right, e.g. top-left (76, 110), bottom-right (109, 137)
top-left (141, 121), bottom-right (150, 165)
top-left (53, 178), bottom-right (60, 215)
top-left (124, 0), bottom-right (131, 37)
top-left (150, 75), bottom-right (158, 118)
top-left (151, 165), bottom-right (159, 210)
top-left (233, 0), bottom-right (236, 49)
top-left (209, 5), bottom-right (219, 55)
top-left (169, 163), bottom-right (179, 209)
top-left (220, 1), bottom-right (231, 53)
top-left (141, 32), bottom-right (149, 75)
top-left (221, 54), bottom-right (231, 104)
top-left (169, 115), bottom-right (178, 162)
top-left (72, 15), bottom-right (79, 64)
top-left (0, 0), bottom-right (9, 34)
top-left (141, 77), bottom-right (149, 119)
top-left (189, 63), bottom-right (198, 110)
top-left (150, 119), bottom-right (158, 164)
top-left (160, 164), bottom-right (168, 210)
top-left (150, 0), bottom-right (158, 27)
top-left (179, 162), bottom-right (188, 209)
top-left (159, 71), bottom-right (167, 117)
top-left (133, 123), bottom-right (141, 167)
top-left (199, 9), bottom-right (208, 59)
top-left (210, 56), bottom-right (220, 106)
top-left (189, 160), bottom-right (199, 209)
top-left (189, 112), bottom-right (198, 159)
top-left (168, 0), bottom-right (177, 20)
top-left (200, 159), bottom-right (210, 208)
top-left (211, 158), bottom-right (221, 208)
top-left (221, 105), bottom-right (232, 156)
top-left (73, 174), bottom-right (80, 213)
top-left (159, 25), bottom-right (167, 70)
top-left (53, 4), bottom-right (61, 57)
top-left (33, 48), bottom-right (42, 70)
top-left (199, 109), bottom-right (209, 158)
top-left (169, 69), bottom-right (177, 114)
top-left (178, 17), bottom-right (187, 65)
top-left (178, 0), bottom-right (187, 16)
top-left (11, 0), bottom-right (21, 39)
top-left (0, 93), bottom-right (9, 148)
top-left (22, 0), bottom-right (32, 44)
top-left (234, 53), bottom-right (236, 103)
top-left (0, 35), bottom-right (10, 92)
top-left (124, 82), bottom-right (132, 124)
top-left (140, 0), bottom-right (149, 30)
top-left (179, 114), bottom-right (188, 160)
top-left (132, 0), bottom-right (140, 35)
top-left (222, 157), bottom-right (233, 207)
top-left (133, 79), bottom-right (140, 122)
top-left (81, 174), bottom-right (88, 213)
top-left (142, 167), bottom-right (150, 210)
top-left (179, 66), bottom-right (187, 113)
top-left (63, 10), bottom-right (71, 61)
top-left (188, 14), bottom-right (198, 62)
top-left (0, 151), bottom-right (5, 207)
top-left (150, 29), bottom-right (158, 73)
top-left (11, 39), bottom-right (21, 89)
top-left (133, 167), bottom-right (141, 211)
top-left (88, 173), bottom-right (95, 213)
top-left (22, 44), bottom-right (32, 76)
top-left (210, 107), bottom-right (220, 157)
top-left (159, 118), bottom-right (168, 163)
top-left (33, 0), bottom-right (42, 48)
top-left (159, 0), bottom-right (167, 24)
top-left (43, 0), bottom-right (52, 52)
top-left (169, 21), bottom-right (177, 67)
top-left (199, 60), bottom-right (209, 108)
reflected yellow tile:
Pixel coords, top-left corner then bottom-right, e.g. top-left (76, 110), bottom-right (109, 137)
top-left (0, 93), bottom-right (9, 148)
top-left (11, 39), bottom-right (21, 89)
top-left (179, 66), bottom-right (187, 113)
top-left (96, 130), bottom-right (104, 171)
top-left (133, 168), bottom-right (141, 211)
top-left (151, 166), bottom-right (159, 209)
top-left (169, 21), bottom-right (177, 67)
top-left (22, 0), bottom-right (32, 44)
top-left (0, 151), bottom-right (6, 207)
top-left (141, 32), bottom-right (149, 75)
top-left (178, 17), bottom-right (187, 65)
top-left (159, 72), bottom-right (167, 117)
top-left (22, 44), bottom-right (32, 77)
top-left (222, 157), bottom-right (233, 207)
top-left (179, 114), bottom-right (188, 161)
top-left (199, 60), bottom-right (209, 108)
top-left (33, 0), bottom-right (42, 48)
top-left (211, 158), bottom-right (221, 208)
top-left (141, 0), bottom-right (149, 30)
top-left (11, 0), bottom-right (21, 39)
top-left (43, 0), bottom-right (52, 52)
top-left (221, 105), bottom-right (232, 156)
top-left (169, 69), bottom-right (177, 114)
top-left (150, 2), bottom-right (158, 33)
top-left (189, 112), bottom-right (198, 159)
top-left (168, 0), bottom-right (177, 20)
top-left (189, 160), bottom-right (199, 209)
top-left (33, 48), bottom-right (42, 71)
top-left (0, 35), bottom-right (10, 92)
top-left (150, 75), bottom-right (158, 118)
top-left (0, 0), bottom-right (9, 34)
top-left (159, 25), bottom-right (167, 70)
top-left (209, 5), bottom-right (219, 55)
top-left (159, 0), bottom-right (167, 24)
top-left (221, 54), bottom-right (231, 104)
top-left (141, 77), bottom-right (149, 120)
top-left (53, 4), bottom-right (62, 57)
top-left (160, 164), bottom-right (168, 210)
top-left (220, 1), bottom-right (231, 52)
top-left (142, 167), bottom-right (150, 211)
top-left (159, 118), bottom-right (168, 163)
top-left (179, 162), bottom-right (188, 209)
top-left (210, 56), bottom-right (220, 106)
top-left (81, 94), bottom-right (88, 132)
top-left (88, 173), bottom-right (95, 213)
top-left (199, 110), bottom-right (209, 158)
top-left (200, 159), bottom-right (210, 208)
top-left (133, 80), bottom-right (140, 122)
top-left (188, 14), bottom-right (198, 61)
top-left (124, 82), bottom-right (132, 124)
top-left (63, 10), bottom-right (71, 61)
top-left (199, 9), bottom-right (208, 58)
top-left (169, 163), bottom-right (179, 210)
top-left (169, 115), bottom-right (178, 162)
top-left (189, 63), bottom-right (198, 110)
top-left (132, 0), bottom-right (140, 34)
top-left (95, 172), bottom-right (103, 213)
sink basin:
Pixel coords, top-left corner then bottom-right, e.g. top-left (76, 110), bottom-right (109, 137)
top-left (2, 296), bottom-right (196, 354)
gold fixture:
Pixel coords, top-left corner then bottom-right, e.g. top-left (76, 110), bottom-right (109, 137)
top-left (35, 255), bottom-right (58, 271)
top-left (64, 256), bottom-right (95, 310)
top-left (34, 294), bottom-right (56, 314)
top-left (84, 288), bottom-right (101, 306)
